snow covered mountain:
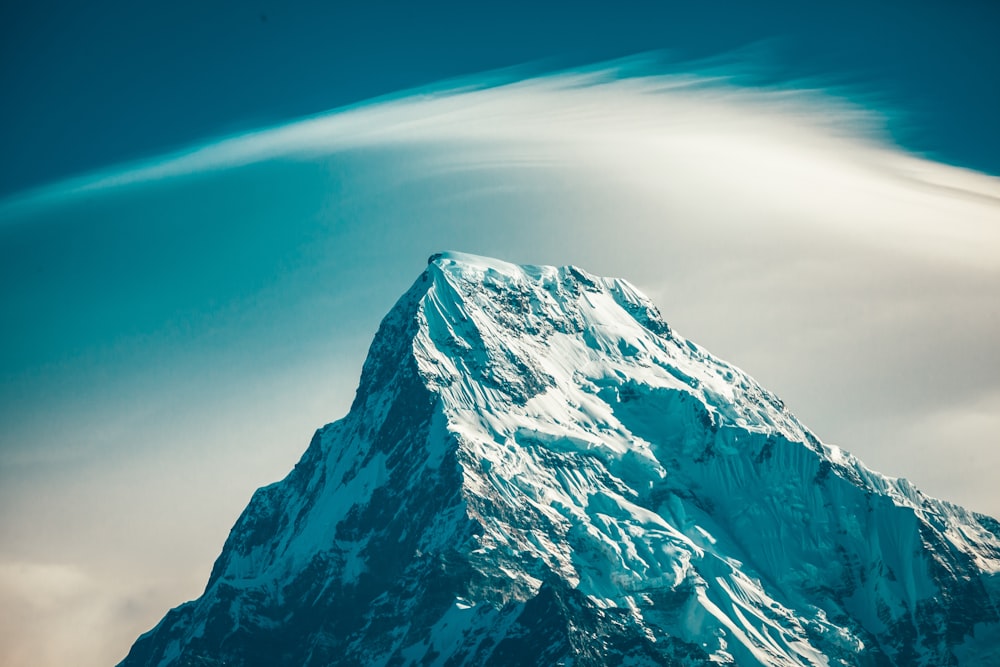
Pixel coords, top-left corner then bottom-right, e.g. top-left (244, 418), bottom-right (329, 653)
top-left (119, 252), bottom-right (1000, 667)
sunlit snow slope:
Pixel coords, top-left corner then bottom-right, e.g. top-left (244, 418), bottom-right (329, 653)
top-left (120, 252), bottom-right (1000, 667)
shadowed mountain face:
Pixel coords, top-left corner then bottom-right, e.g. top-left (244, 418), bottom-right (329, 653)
top-left (120, 252), bottom-right (1000, 667)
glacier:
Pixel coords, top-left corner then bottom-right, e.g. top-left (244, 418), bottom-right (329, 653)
top-left (119, 252), bottom-right (1000, 666)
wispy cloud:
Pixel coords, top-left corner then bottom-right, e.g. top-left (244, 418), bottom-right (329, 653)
top-left (6, 57), bottom-right (997, 260)
top-left (0, 560), bottom-right (165, 667)
top-left (0, 57), bottom-right (917, 211)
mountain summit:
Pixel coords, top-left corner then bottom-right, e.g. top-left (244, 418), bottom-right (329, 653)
top-left (121, 252), bottom-right (1000, 666)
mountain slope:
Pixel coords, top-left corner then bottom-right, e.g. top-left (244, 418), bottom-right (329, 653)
top-left (120, 252), bottom-right (1000, 666)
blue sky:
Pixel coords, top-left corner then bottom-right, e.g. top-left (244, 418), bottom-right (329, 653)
top-left (2, 0), bottom-right (999, 199)
top-left (1, 3), bottom-right (999, 667)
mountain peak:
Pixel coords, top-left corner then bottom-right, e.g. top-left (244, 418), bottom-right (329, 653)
top-left (427, 249), bottom-right (523, 271)
top-left (121, 255), bottom-right (1000, 667)
top-left (426, 250), bottom-right (601, 292)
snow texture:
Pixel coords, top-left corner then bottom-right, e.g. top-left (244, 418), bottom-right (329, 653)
top-left (120, 252), bottom-right (1000, 667)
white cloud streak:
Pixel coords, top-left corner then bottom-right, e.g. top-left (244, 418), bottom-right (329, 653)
top-left (7, 62), bottom-right (998, 260)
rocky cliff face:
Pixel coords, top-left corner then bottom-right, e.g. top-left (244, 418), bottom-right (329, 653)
top-left (120, 252), bottom-right (1000, 667)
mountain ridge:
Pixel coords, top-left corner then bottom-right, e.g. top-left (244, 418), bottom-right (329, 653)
top-left (120, 252), bottom-right (1000, 666)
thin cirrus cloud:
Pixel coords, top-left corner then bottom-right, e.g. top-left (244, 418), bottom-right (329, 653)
top-left (0, 60), bottom-right (941, 205)
top-left (6, 60), bottom-right (997, 265)
top-left (0, 59), bottom-right (998, 667)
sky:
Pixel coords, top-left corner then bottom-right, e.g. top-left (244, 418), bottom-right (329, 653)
top-left (1, 2), bottom-right (999, 667)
